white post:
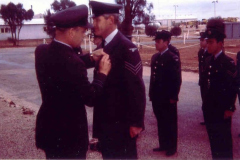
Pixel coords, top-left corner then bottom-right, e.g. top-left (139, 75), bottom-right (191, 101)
top-left (43, 39), bottom-right (46, 44)
top-left (187, 29), bottom-right (189, 39)
top-left (89, 35), bottom-right (92, 53)
top-left (183, 33), bottom-right (186, 44)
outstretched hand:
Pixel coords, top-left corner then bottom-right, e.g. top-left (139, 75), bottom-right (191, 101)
top-left (92, 49), bottom-right (105, 61)
top-left (99, 54), bottom-right (111, 75)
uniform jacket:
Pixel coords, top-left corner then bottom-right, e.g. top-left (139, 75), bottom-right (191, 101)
top-left (203, 52), bottom-right (237, 114)
top-left (169, 44), bottom-right (180, 58)
top-left (35, 41), bottom-right (106, 151)
top-left (94, 31), bottom-right (146, 137)
top-left (149, 49), bottom-right (182, 102)
top-left (198, 48), bottom-right (211, 86)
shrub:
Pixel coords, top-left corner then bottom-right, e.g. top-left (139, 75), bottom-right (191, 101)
top-left (145, 25), bottom-right (158, 37)
top-left (170, 26), bottom-right (182, 36)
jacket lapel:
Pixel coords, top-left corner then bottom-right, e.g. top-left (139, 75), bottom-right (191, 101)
top-left (103, 31), bottom-right (121, 55)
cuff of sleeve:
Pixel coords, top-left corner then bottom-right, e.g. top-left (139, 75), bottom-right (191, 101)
top-left (130, 121), bottom-right (144, 129)
top-left (170, 96), bottom-right (178, 101)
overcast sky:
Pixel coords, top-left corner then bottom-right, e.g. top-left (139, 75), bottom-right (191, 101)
top-left (1, 0), bottom-right (240, 20)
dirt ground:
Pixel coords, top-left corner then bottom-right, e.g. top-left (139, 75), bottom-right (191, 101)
top-left (0, 97), bottom-right (45, 159)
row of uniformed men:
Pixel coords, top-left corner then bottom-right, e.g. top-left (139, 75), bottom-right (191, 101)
top-left (149, 18), bottom-right (240, 160)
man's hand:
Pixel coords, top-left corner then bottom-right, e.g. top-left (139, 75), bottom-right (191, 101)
top-left (99, 54), bottom-right (111, 75)
top-left (224, 110), bottom-right (233, 119)
top-left (130, 126), bottom-right (142, 138)
top-left (92, 49), bottom-right (105, 61)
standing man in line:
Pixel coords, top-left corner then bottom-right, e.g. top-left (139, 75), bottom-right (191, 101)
top-left (149, 31), bottom-right (182, 156)
top-left (163, 30), bottom-right (180, 58)
top-left (198, 31), bottom-right (211, 125)
top-left (35, 5), bottom-right (111, 159)
top-left (90, 33), bottom-right (103, 151)
top-left (89, 1), bottom-right (146, 159)
top-left (203, 17), bottom-right (237, 159)
top-left (236, 51), bottom-right (240, 138)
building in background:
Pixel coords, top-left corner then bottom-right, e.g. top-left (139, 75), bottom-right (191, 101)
top-left (0, 18), bottom-right (49, 41)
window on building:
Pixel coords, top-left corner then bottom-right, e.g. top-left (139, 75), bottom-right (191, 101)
top-left (5, 28), bottom-right (10, 33)
top-left (1, 28), bottom-right (4, 33)
top-left (43, 27), bottom-right (47, 32)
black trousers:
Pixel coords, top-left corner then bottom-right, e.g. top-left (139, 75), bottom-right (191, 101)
top-left (99, 123), bottom-right (138, 159)
top-left (205, 119), bottom-right (233, 160)
top-left (200, 85), bottom-right (206, 120)
top-left (152, 100), bottom-right (178, 151)
top-left (44, 148), bottom-right (87, 159)
top-left (203, 95), bottom-right (233, 159)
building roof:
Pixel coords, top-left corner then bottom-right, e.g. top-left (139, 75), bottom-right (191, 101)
top-left (0, 18), bottom-right (45, 25)
top-left (155, 15), bottom-right (197, 21)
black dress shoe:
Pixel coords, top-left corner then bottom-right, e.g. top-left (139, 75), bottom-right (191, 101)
top-left (153, 147), bottom-right (166, 152)
top-left (200, 122), bottom-right (206, 125)
top-left (238, 134), bottom-right (240, 138)
top-left (166, 150), bottom-right (176, 156)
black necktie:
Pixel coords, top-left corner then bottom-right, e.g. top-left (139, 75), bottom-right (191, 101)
top-left (101, 39), bottom-right (105, 48)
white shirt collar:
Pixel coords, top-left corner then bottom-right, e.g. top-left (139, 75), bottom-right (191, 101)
top-left (54, 39), bottom-right (72, 49)
top-left (161, 48), bottom-right (169, 55)
top-left (104, 28), bottom-right (118, 46)
top-left (215, 50), bottom-right (222, 59)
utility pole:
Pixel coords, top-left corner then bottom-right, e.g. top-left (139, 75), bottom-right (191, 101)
top-left (173, 5), bottom-right (178, 20)
top-left (212, 0), bottom-right (218, 17)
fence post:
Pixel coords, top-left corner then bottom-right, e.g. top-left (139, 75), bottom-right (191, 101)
top-left (89, 35), bottom-right (92, 53)
top-left (183, 33), bottom-right (186, 44)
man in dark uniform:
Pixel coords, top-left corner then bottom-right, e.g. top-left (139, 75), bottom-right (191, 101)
top-left (35, 5), bottom-right (111, 159)
top-left (203, 17), bottom-right (237, 160)
top-left (162, 30), bottom-right (180, 58)
top-left (149, 31), bottom-right (182, 156)
top-left (198, 31), bottom-right (211, 125)
top-left (90, 33), bottom-right (103, 151)
top-left (89, 1), bottom-right (146, 159)
top-left (236, 51), bottom-right (240, 137)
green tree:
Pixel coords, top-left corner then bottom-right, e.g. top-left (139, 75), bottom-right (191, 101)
top-left (44, 0), bottom-right (76, 38)
top-left (145, 23), bottom-right (158, 37)
top-left (170, 26), bottom-right (182, 37)
top-left (0, 2), bottom-right (34, 46)
top-left (116, 0), bottom-right (155, 39)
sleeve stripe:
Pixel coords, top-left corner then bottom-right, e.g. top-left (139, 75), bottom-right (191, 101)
top-left (125, 61), bottom-right (142, 75)
top-left (92, 79), bottom-right (103, 87)
top-left (227, 70), bottom-right (237, 77)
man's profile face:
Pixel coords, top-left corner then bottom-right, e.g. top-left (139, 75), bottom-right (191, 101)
top-left (207, 38), bottom-right (222, 55)
top-left (71, 27), bottom-right (87, 48)
top-left (155, 39), bottom-right (167, 52)
top-left (93, 16), bottom-right (109, 38)
top-left (200, 38), bottom-right (207, 49)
